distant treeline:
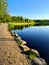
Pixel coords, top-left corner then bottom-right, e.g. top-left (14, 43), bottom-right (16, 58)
top-left (34, 20), bottom-right (49, 25)
top-left (0, 15), bottom-right (34, 23)
top-left (0, 14), bottom-right (49, 25)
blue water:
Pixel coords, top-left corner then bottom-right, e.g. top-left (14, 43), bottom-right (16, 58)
top-left (12, 26), bottom-right (49, 64)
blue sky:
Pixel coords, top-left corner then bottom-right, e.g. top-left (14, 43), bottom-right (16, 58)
top-left (8, 0), bottom-right (49, 19)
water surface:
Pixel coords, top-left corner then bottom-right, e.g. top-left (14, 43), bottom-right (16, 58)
top-left (12, 26), bottom-right (49, 64)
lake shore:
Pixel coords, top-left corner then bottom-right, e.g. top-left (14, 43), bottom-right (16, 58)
top-left (0, 23), bottom-right (47, 65)
top-left (0, 23), bottom-right (32, 65)
top-left (10, 24), bottom-right (47, 65)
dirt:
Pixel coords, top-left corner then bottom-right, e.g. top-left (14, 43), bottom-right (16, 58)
top-left (0, 23), bottom-right (31, 65)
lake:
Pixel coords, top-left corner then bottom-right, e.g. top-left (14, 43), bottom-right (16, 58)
top-left (12, 26), bottom-right (49, 64)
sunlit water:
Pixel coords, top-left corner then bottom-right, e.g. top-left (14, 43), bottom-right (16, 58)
top-left (12, 26), bottom-right (49, 64)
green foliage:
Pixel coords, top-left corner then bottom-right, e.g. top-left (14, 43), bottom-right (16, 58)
top-left (29, 53), bottom-right (36, 60)
top-left (34, 20), bottom-right (49, 25)
top-left (11, 16), bottom-right (25, 23)
top-left (28, 52), bottom-right (38, 60)
top-left (16, 39), bottom-right (22, 46)
top-left (0, 14), bottom-right (12, 23)
top-left (12, 16), bottom-right (17, 22)
top-left (0, 15), bottom-right (35, 24)
top-left (8, 22), bottom-right (35, 30)
top-left (8, 24), bottom-right (15, 30)
top-left (0, 0), bottom-right (8, 18)
top-left (28, 50), bottom-right (40, 60)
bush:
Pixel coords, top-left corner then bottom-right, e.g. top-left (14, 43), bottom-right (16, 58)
top-left (8, 24), bottom-right (15, 30)
top-left (28, 52), bottom-right (38, 60)
top-left (16, 39), bottom-right (22, 46)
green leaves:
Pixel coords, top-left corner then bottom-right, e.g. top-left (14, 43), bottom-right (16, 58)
top-left (0, 0), bottom-right (8, 17)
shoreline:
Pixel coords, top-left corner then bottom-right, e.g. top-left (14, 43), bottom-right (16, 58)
top-left (10, 31), bottom-right (47, 65)
top-left (0, 23), bottom-right (47, 65)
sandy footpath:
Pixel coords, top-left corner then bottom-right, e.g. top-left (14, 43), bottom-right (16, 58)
top-left (0, 23), bottom-right (31, 65)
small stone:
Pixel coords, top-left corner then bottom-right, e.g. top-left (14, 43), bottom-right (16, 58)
top-left (16, 37), bottom-right (21, 40)
top-left (30, 49), bottom-right (40, 56)
top-left (22, 41), bottom-right (27, 45)
top-left (21, 45), bottom-right (30, 51)
top-left (11, 32), bottom-right (16, 36)
top-left (15, 34), bottom-right (18, 37)
top-left (32, 57), bottom-right (47, 65)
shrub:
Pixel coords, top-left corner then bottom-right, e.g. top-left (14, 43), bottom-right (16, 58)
top-left (16, 39), bottom-right (22, 46)
top-left (28, 52), bottom-right (37, 60)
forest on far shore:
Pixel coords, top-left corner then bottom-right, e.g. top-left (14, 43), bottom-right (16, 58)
top-left (0, 14), bottom-right (49, 26)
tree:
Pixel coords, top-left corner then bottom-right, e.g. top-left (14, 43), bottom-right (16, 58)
top-left (0, 0), bottom-right (8, 17)
top-left (25, 18), bottom-right (30, 23)
top-left (12, 16), bottom-right (17, 22)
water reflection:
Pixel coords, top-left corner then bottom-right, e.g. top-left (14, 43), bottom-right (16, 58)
top-left (10, 23), bottom-right (49, 30)
top-left (11, 24), bottom-right (32, 30)
top-left (12, 26), bottom-right (49, 65)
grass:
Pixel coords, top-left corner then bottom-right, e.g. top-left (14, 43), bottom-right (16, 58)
top-left (8, 22), bottom-right (35, 25)
top-left (8, 22), bottom-right (35, 30)
top-left (28, 52), bottom-right (38, 60)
